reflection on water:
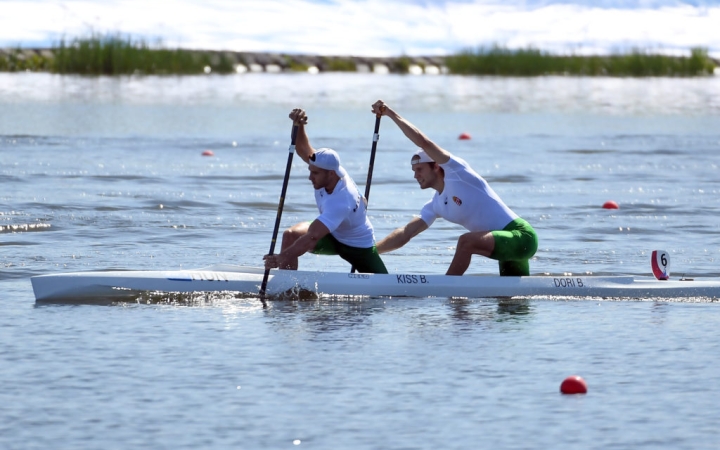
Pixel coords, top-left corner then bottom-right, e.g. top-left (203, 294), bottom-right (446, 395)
top-left (496, 298), bottom-right (533, 317)
top-left (257, 296), bottom-right (536, 337)
top-left (447, 298), bottom-right (534, 326)
top-left (267, 299), bottom-right (380, 336)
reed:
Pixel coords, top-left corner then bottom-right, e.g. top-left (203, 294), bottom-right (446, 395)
top-left (445, 46), bottom-right (716, 76)
top-left (51, 34), bottom-right (236, 75)
top-left (1, 35), bottom-right (716, 77)
top-left (322, 57), bottom-right (356, 72)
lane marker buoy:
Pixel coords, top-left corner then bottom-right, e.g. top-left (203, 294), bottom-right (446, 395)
top-left (602, 200), bottom-right (619, 209)
top-left (651, 250), bottom-right (670, 280)
top-left (560, 375), bottom-right (587, 394)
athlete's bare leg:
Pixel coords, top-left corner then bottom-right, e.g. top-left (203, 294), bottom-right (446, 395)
top-left (278, 222), bottom-right (310, 270)
top-left (446, 231), bottom-right (495, 275)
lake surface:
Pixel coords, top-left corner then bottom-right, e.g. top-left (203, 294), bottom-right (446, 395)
top-left (2, 72), bottom-right (720, 449)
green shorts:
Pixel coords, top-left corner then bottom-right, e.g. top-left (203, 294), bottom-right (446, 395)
top-left (490, 218), bottom-right (538, 276)
top-left (313, 233), bottom-right (388, 274)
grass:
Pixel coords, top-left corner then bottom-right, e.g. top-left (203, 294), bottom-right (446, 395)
top-left (50, 34), bottom-right (236, 75)
top-left (0, 35), bottom-right (717, 77)
top-left (322, 57), bottom-right (356, 72)
top-left (445, 46), bottom-right (717, 77)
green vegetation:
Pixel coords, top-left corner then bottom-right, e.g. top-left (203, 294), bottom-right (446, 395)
top-left (50, 34), bottom-right (236, 75)
top-left (389, 56), bottom-right (412, 74)
top-left (322, 57), bottom-right (356, 72)
top-left (0, 34), bottom-right (236, 75)
top-left (0, 35), bottom-right (716, 77)
top-left (445, 46), bottom-right (716, 77)
top-left (285, 56), bottom-right (309, 72)
top-left (0, 48), bottom-right (53, 72)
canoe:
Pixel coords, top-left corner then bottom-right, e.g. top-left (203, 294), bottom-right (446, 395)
top-left (31, 264), bottom-right (720, 302)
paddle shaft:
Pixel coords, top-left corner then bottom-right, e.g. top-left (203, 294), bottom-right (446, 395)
top-left (351, 114), bottom-right (382, 273)
top-left (364, 114), bottom-right (382, 201)
top-left (260, 124), bottom-right (298, 300)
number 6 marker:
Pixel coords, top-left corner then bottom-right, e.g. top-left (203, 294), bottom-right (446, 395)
top-left (651, 250), bottom-right (670, 280)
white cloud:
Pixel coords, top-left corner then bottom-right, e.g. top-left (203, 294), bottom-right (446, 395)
top-left (0, 0), bottom-right (718, 57)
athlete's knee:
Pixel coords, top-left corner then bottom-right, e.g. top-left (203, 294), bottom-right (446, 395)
top-left (457, 231), bottom-right (493, 256)
top-left (281, 228), bottom-right (295, 244)
top-left (456, 232), bottom-right (474, 249)
top-left (281, 225), bottom-right (305, 247)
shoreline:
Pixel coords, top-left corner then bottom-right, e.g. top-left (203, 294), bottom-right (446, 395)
top-left (2, 47), bottom-right (718, 76)
top-left (1, 48), bottom-right (450, 75)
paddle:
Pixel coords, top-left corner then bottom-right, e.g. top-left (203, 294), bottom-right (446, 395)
top-left (364, 113), bottom-right (382, 203)
top-left (351, 113), bottom-right (382, 273)
top-left (260, 124), bottom-right (299, 302)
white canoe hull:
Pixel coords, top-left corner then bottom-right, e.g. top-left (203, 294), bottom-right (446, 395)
top-left (31, 264), bottom-right (720, 302)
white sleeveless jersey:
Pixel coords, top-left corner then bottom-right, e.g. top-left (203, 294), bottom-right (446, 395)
top-left (314, 171), bottom-right (376, 248)
top-left (419, 155), bottom-right (518, 232)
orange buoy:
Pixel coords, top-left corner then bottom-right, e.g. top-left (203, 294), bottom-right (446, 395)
top-left (202, 150), bottom-right (214, 157)
top-left (602, 200), bottom-right (619, 209)
top-left (458, 132), bottom-right (471, 140)
top-left (560, 375), bottom-right (588, 394)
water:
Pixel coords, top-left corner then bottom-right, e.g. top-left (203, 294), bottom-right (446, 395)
top-left (2, 72), bottom-right (720, 449)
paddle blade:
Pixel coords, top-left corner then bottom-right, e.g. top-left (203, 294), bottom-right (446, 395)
top-left (651, 250), bottom-right (670, 280)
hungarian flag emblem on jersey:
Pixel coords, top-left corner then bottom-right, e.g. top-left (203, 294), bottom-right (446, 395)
top-left (453, 196), bottom-right (462, 206)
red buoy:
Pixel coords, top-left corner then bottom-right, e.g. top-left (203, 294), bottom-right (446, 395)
top-left (560, 375), bottom-right (588, 394)
top-left (458, 132), bottom-right (471, 140)
top-left (202, 150), bottom-right (214, 157)
top-left (602, 200), bottom-right (619, 209)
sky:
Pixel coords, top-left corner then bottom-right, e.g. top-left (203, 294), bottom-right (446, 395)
top-left (1, 0), bottom-right (719, 57)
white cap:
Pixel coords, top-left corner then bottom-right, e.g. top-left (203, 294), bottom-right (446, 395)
top-left (411, 150), bottom-right (434, 165)
top-left (310, 148), bottom-right (347, 178)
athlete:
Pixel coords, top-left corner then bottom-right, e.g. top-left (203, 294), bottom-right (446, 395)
top-left (371, 100), bottom-right (538, 276)
top-left (263, 108), bottom-right (388, 274)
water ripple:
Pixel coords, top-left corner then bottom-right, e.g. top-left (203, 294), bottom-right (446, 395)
top-left (0, 223), bottom-right (52, 233)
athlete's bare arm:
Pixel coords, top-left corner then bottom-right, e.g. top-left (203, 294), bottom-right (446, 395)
top-left (376, 217), bottom-right (429, 254)
top-left (371, 100), bottom-right (451, 164)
